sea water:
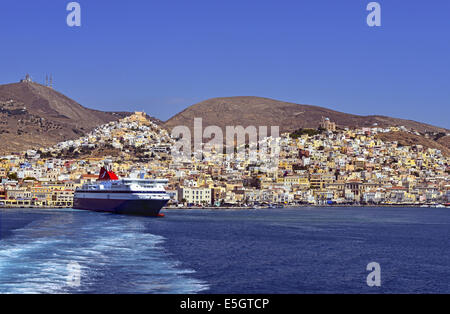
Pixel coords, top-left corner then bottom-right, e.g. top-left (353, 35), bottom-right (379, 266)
top-left (0, 207), bottom-right (449, 293)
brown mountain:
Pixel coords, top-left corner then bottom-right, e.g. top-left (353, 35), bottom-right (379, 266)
top-left (164, 97), bottom-right (448, 135)
top-left (0, 80), bottom-right (131, 154)
top-left (375, 132), bottom-right (450, 156)
top-left (437, 135), bottom-right (450, 148)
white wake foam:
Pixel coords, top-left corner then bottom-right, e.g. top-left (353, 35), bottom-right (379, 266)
top-left (0, 211), bottom-right (208, 294)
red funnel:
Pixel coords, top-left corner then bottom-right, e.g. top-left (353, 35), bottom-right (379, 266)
top-left (98, 167), bottom-right (119, 181)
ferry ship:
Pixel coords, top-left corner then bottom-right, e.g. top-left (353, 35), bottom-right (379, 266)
top-left (73, 167), bottom-right (170, 217)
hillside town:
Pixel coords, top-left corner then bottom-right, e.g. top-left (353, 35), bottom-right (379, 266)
top-left (0, 112), bottom-right (449, 208)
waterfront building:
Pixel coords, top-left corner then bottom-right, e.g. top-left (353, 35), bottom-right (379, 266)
top-left (178, 187), bottom-right (212, 206)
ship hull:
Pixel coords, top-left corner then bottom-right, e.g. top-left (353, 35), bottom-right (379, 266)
top-left (73, 197), bottom-right (168, 217)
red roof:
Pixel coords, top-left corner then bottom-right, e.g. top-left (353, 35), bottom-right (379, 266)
top-left (388, 186), bottom-right (407, 190)
top-left (82, 174), bottom-right (98, 179)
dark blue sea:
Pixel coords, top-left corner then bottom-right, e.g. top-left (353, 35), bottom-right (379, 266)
top-left (0, 207), bottom-right (449, 294)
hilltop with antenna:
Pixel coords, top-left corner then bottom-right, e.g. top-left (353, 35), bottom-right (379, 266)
top-left (20, 73), bottom-right (54, 88)
top-left (0, 76), bottom-right (131, 154)
top-left (45, 74), bottom-right (53, 89)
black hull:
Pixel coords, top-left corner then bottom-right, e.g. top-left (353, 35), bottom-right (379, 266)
top-left (73, 198), bottom-right (169, 217)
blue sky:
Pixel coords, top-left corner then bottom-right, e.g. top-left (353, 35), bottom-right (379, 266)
top-left (0, 0), bottom-right (449, 127)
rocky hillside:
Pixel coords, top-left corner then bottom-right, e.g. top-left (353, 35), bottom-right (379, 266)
top-left (375, 131), bottom-right (450, 156)
top-left (0, 80), bottom-right (131, 154)
top-left (164, 96), bottom-right (448, 135)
